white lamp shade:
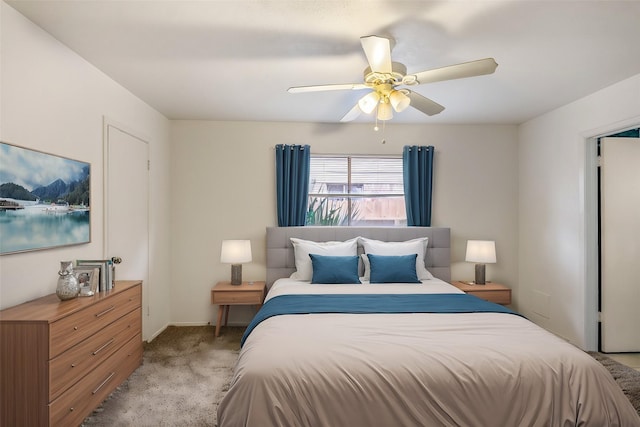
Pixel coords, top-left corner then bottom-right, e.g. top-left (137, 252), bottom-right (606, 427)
top-left (358, 91), bottom-right (380, 114)
top-left (465, 240), bottom-right (496, 263)
top-left (221, 240), bottom-right (252, 264)
top-left (377, 101), bottom-right (393, 120)
top-left (389, 90), bottom-right (410, 112)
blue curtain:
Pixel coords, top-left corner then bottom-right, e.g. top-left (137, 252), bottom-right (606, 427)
top-left (275, 144), bottom-right (310, 226)
top-left (403, 145), bottom-right (434, 226)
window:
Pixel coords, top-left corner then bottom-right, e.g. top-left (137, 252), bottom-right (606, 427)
top-left (307, 155), bottom-right (406, 226)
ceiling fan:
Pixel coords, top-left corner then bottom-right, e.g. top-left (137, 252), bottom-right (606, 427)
top-left (288, 35), bottom-right (498, 122)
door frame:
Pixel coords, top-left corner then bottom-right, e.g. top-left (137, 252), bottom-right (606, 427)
top-left (583, 118), bottom-right (640, 351)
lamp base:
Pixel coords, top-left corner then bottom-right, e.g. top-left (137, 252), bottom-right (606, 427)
top-left (474, 264), bottom-right (486, 285)
top-left (230, 264), bottom-right (242, 285)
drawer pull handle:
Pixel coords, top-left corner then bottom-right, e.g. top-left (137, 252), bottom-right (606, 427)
top-left (95, 305), bottom-right (116, 318)
top-left (71, 363), bottom-right (76, 368)
top-left (92, 338), bottom-right (115, 355)
top-left (70, 407), bottom-right (74, 412)
top-left (92, 372), bottom-right (115, 395)
top-left (74, 326), bottom-right (78, 331)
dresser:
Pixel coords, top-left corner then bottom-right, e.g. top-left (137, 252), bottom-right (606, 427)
top-left (0, 280), bottom-right (143, 427)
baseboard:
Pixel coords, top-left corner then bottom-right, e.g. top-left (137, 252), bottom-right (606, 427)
top-left (168, 321), bottom-right (212, 327)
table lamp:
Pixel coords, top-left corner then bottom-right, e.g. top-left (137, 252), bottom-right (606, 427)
top-left (465, 240), bottom-right (496, 285)
top-left (221, 240), bottom-right (252, 285)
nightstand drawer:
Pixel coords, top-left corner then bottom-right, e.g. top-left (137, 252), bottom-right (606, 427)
top-left (450, 281), bottom-right (512, 305)
top-left (466, 290), bottom-right (511, 305)
top-left (212, 291), bottom-right (263, 305)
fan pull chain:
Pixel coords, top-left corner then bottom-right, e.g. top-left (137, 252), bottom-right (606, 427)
top-left (372, 106), bottom-right (386, 143)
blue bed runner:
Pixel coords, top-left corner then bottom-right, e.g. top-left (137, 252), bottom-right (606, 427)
top-left (241, 293), bottom-right (521, 346)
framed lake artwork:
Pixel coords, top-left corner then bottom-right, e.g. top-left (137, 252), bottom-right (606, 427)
top-left (0, 141), bottom-right (91, 255)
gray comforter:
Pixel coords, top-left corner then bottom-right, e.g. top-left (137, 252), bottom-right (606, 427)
top-left (217, 281), bottom-right (640, 427)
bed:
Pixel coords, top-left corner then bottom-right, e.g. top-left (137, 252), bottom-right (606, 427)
top-left (217, 227), bottom-right (640, 427)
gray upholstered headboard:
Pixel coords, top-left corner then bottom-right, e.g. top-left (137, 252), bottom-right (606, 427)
top-left (266, 226), bottom-right (451, 288)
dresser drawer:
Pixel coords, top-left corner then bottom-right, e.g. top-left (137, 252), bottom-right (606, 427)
top-left (49, 333), bottom-right (142, 427)
top-left (50, 285), bottom-right (141, 358)
top-left (49, 307), bottom-right (141, 401)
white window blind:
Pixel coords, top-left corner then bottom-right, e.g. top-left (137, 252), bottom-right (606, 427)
top-left (308, 155), bottom-right (406, 226)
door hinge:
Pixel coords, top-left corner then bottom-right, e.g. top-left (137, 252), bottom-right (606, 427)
top-left (147, 160), bottom-right (151, 171)
top-left (598, 311), bottom-right (602, 322)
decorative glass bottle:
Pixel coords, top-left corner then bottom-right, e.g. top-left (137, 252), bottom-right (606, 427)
top-left (56, 261), bottom-right (80, 301)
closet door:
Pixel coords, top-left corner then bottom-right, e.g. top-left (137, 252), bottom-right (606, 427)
top-left (600, 137), bottom-right (640, 352)
top-left (105, 123), bottom-right (150, 338)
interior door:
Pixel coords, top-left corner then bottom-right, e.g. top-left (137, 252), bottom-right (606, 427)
top-left (600, 137), bottom-right (640, 352)
top-left (106, 124), bottom-right (150, 334)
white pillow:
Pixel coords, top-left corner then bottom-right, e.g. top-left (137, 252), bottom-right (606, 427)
top-left (290, 237), bottom-right (359, 281)
top-left (359, 237), bottom-right (434, 281)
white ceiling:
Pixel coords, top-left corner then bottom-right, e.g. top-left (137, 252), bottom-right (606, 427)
top-left (7, 0), bottom-right (640, 125)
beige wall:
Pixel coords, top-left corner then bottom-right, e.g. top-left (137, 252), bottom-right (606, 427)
top-left (518, 73), bottom-right (640, 350)
top-left (0, 2), bottom-right (173, 340)
top-left (170, 121), bottom-right (519, 326)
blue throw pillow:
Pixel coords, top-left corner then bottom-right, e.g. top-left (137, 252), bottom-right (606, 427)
top-left (368, 253), bottom-right (421, 284)
top-left (309, 254), bottom-right (361, 284)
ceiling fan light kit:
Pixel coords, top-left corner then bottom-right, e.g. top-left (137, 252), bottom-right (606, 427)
top-left (358, 91), bottom-right (380, 114)
top-left (288, 35), bottom-right (498, 125)
top-left (389, 90), bottom-right (410, 112)
top-left (377, 101), bottom-right (393, 121)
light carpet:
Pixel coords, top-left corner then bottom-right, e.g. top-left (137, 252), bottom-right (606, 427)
top-left (83, 326), bottom-right (640, 426)
top-left (82, 326), bottom-right (241, 427)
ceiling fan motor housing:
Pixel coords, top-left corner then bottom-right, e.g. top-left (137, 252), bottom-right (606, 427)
top-left (363, 62), bottom-right (407, 86)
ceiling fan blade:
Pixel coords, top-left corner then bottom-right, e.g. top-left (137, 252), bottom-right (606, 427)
top-left (340, 104), bottom-right (362, 122)
top-left (406, 91), bottom-right (445, 116)
top-left (360, 35), bottom-right (393, 74)
top-left (288, 83), bottom-right (368, 93)
top-left (404, 58), bottom-right (498, 85)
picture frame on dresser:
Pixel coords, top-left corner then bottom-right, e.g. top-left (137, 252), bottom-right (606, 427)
top-left (76, 266), bottom-right (99, 296)
top-left (0, 141), bottom-right (91, 255)
top-left (77, 259), bottom-right (113, 291)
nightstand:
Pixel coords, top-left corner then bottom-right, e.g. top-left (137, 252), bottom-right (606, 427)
top-left (451, 281), bottom-right (511, 305)
top-left (211, 281), bottom-right (266, 337)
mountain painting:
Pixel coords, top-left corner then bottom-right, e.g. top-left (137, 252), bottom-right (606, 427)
top-left (0, 141), bottom-right (90, 254)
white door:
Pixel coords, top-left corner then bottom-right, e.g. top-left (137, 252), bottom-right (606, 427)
top-left (600, 137), bottom-right (640, 352)
top-left (105, 124), bottom-right (150, 334)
